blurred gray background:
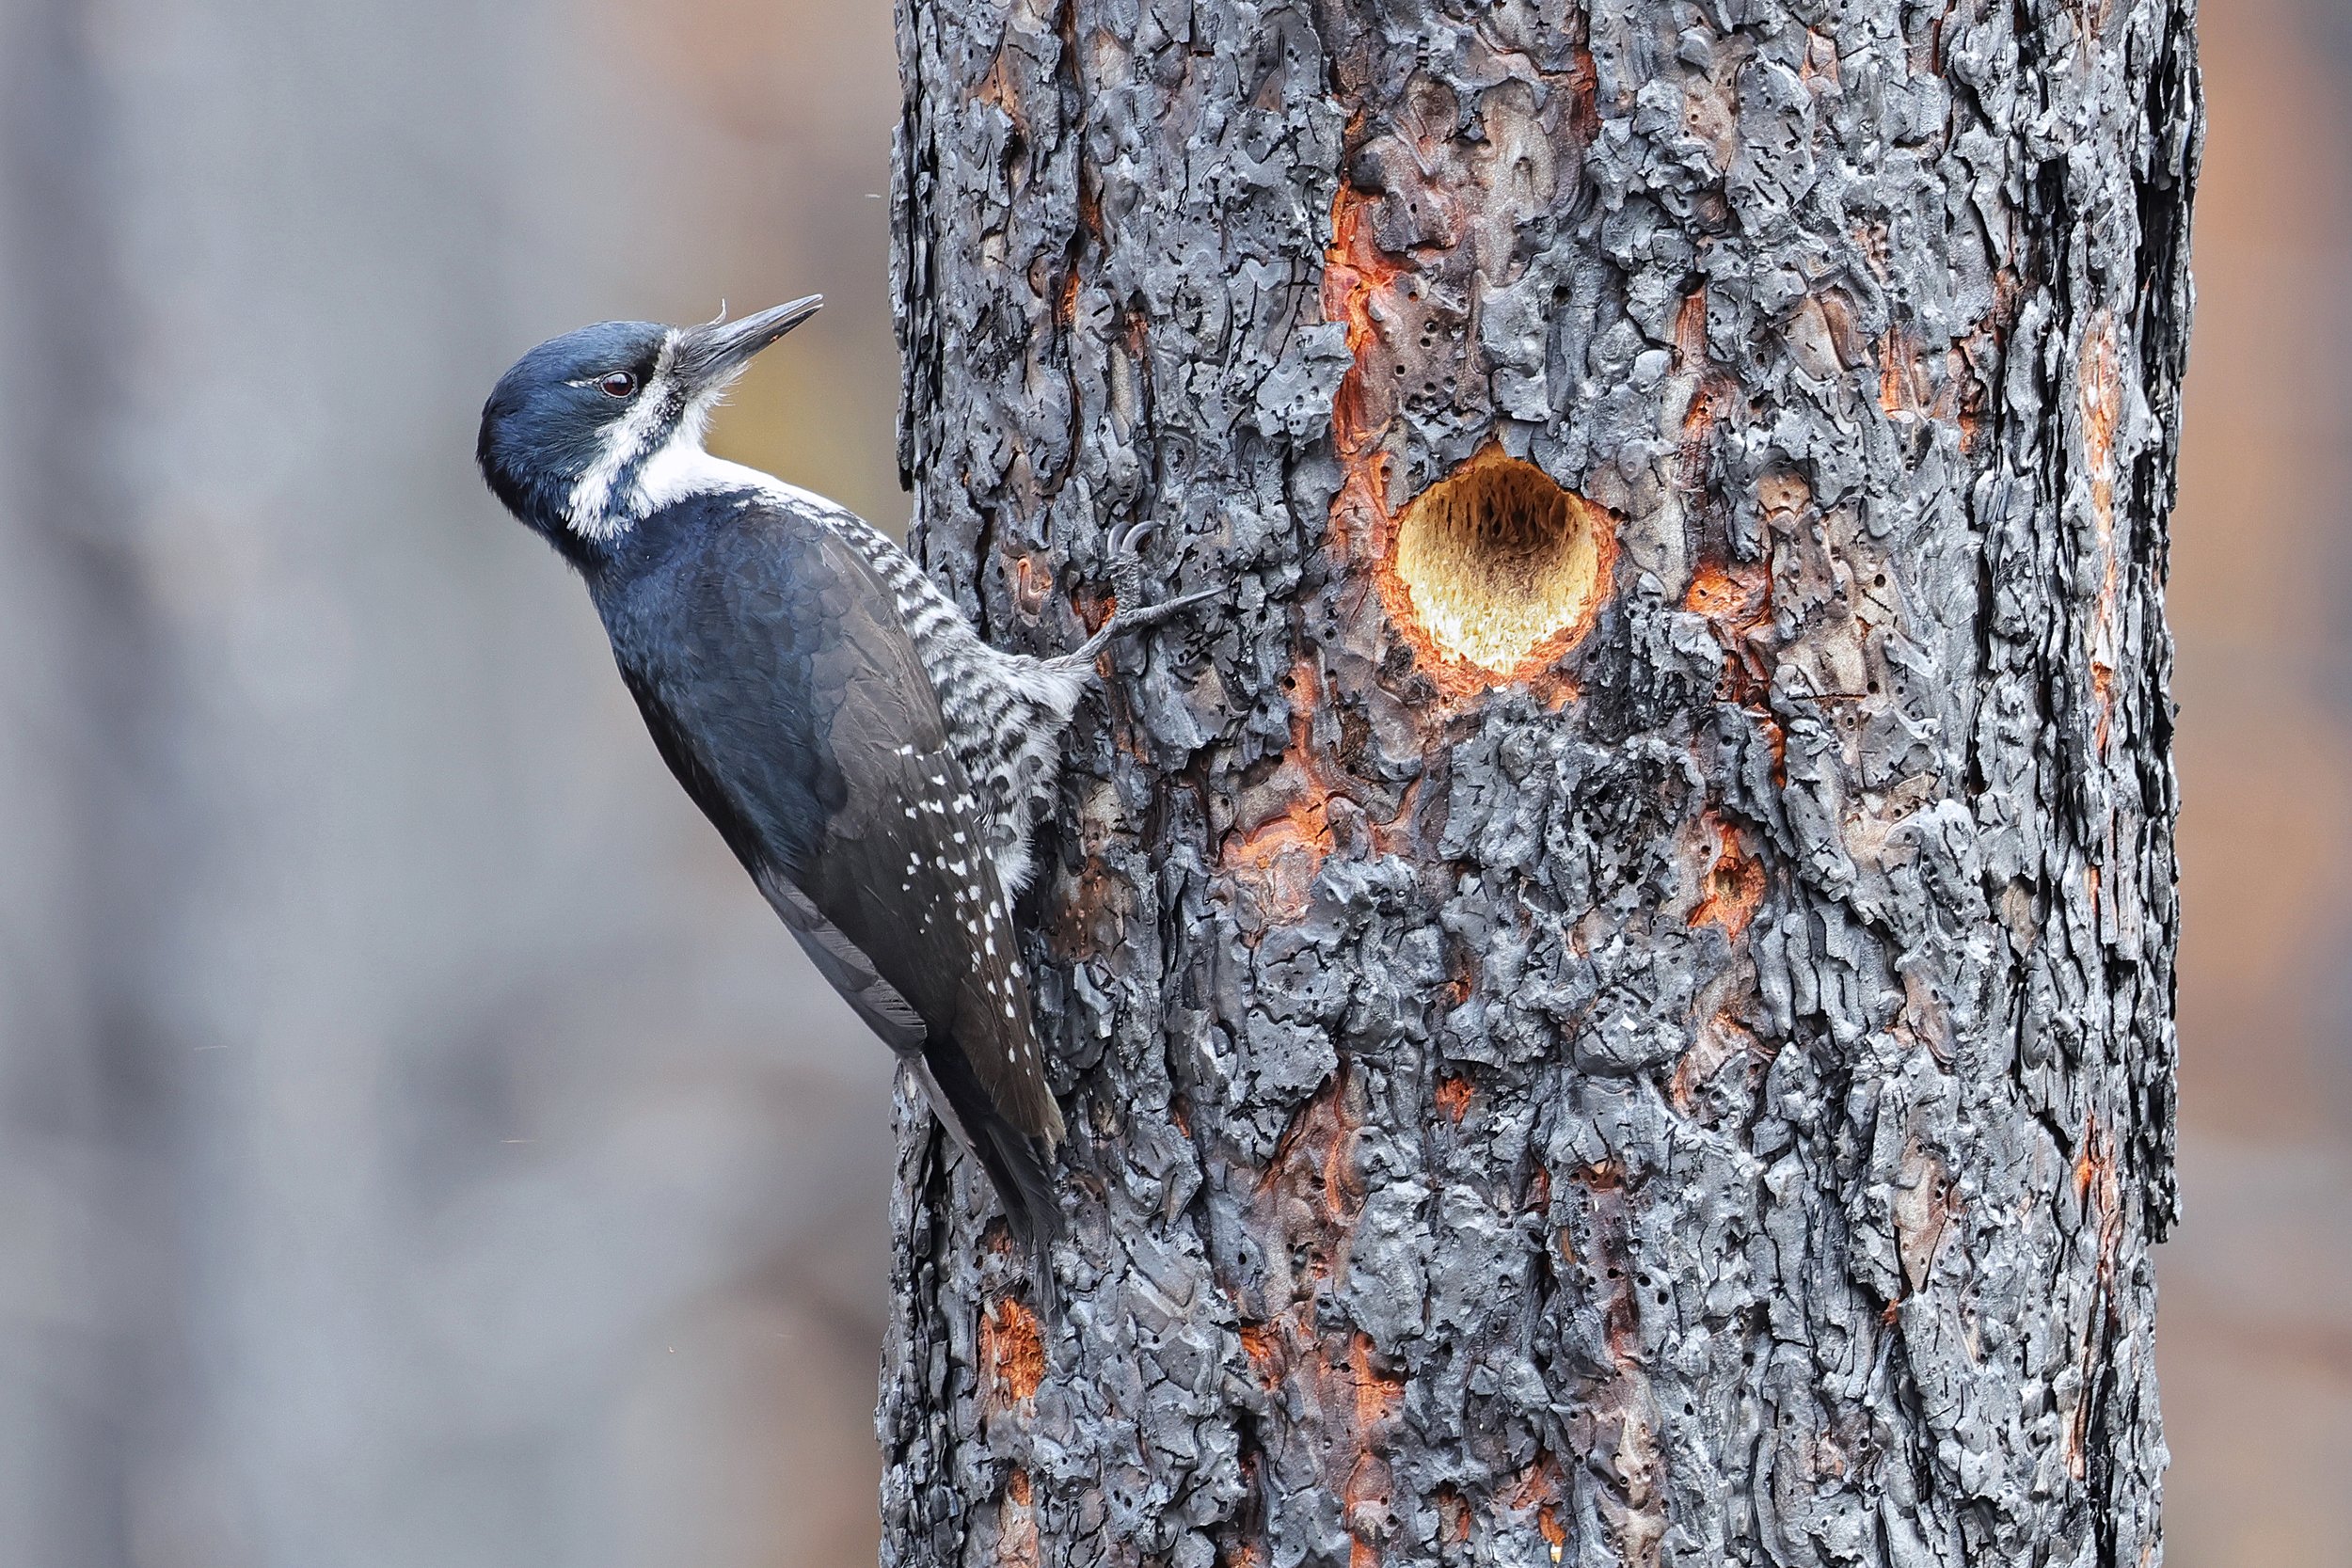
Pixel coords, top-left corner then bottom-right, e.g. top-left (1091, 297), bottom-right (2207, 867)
top-left (0, 2), bottom-right (2340, 1565)
top-left (0, 1), bottom-right (904, 1563)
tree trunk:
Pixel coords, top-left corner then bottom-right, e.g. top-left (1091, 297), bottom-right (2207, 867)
top-left (882, 1), bottom-right (2195, 1564)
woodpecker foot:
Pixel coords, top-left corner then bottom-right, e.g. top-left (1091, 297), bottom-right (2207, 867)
top-left (1073, 519), bottom-right (1216, 658)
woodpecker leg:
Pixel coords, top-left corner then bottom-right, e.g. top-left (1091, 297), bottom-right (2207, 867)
top-left (1071, 518), bottom-right (1217, 659)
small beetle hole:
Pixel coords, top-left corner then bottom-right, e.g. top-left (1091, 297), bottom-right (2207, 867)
top-left (1391, 451), bottom-right (1611, 674)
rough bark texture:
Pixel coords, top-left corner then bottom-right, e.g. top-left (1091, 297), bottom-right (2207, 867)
top-left (882, 1), bottom-right (2195, 1565)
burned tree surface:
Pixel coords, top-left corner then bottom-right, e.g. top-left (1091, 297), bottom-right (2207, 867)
top-left (882, 1), bottom-right (2195, 1565)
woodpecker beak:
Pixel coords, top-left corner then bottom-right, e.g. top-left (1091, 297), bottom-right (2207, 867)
top-left (675, 294), bottom-right (823, 391)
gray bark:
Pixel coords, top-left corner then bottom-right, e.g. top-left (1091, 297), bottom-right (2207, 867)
top-left (883, 1), bottom-right (2194, 1565)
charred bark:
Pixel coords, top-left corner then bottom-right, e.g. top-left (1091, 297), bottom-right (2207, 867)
top-left (882, 1), bottom-right (2195, 1565)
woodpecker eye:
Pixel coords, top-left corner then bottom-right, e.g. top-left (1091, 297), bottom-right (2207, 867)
top-left (597, 371), bottom-right (639, 399)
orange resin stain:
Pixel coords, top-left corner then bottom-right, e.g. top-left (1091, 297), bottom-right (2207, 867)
top-left (1222, 810), bottom-right (1334, 925)
top-left (2064, 1116), bottom-right (2125, 1481)
top-left (1877, 327), bottom-right (1931, 418)
top-left (1685, 555), bottom-right (1774, 711)
top-left (979, 1296), bottom-right (1045, 1409)
top-left (996, 1468), bottom-right (1039, 1568)
top-left (1321, 187), bottom-right (1406, 464)
top-left (1321, 184), bottom-right (1405, 563)
top-left (1684, 558), bottom-right (1771, 626)
top-left (1338, 1334), bottom-right (1406, 1568)
top-left (2078, 310), bottom-right (2123, 755)
top-left (1690, 816), bottom-right (1766, 938)
top-left (1011, 553), bottom-right (1052, 617)
top-left (1233, 1072), bottom-right (1409, 1565)
top-left (1218, 654), bottom-right (1344, 922)
top-left (1504, 1452), bottom-right (1569, 1560)
top-left (1216, 654), bottom-right (1421, 926)
top-left (1237, 1325), bottom-right (1404, 1567)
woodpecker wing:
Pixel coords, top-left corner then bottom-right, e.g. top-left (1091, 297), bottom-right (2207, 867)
top-left (604, 495), bottom-right (1063, 1146)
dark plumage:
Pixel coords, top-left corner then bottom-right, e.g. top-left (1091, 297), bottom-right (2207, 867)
top-left (476, 299), bottom-right (1211, 1306)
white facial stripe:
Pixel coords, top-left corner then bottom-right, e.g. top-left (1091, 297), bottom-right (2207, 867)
top-left (564, 331), bottom-right (681, 540)
top-left (565, 344), bottom-right (803, 537)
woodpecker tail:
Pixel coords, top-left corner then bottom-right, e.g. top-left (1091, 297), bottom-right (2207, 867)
top-left (914, 1037), bottom-right (1064, 1315)
top-left (975, 1116), bottom-right (1064, 1318)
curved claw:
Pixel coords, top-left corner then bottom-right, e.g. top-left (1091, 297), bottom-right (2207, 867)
top-left (1109, 517), bottom-right (1160, 558)
top-left (1067, 516), bottom-right (1218, 661)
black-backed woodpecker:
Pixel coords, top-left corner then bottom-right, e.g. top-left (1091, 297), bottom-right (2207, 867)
top-left (476, 298), bottom-right (1212, 1307)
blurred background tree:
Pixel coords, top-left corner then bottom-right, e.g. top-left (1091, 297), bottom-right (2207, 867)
top-left (0, 1), bottom-right (2340, 1565)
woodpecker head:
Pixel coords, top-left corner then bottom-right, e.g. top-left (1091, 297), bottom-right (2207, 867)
top-left (477, 295), bottom-right (821, 558)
